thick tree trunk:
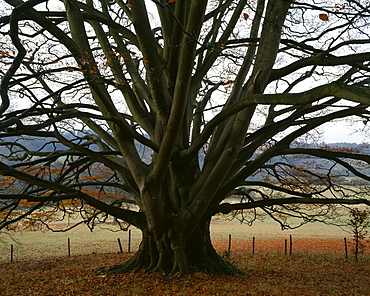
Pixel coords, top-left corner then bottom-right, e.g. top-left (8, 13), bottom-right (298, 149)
top-left (101, 218), bottom-right (241, 275)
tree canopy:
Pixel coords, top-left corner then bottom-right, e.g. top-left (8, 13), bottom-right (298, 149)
top-left (1, 0), bottom-right (370, 275)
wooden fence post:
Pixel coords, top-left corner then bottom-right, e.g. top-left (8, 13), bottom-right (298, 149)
top-left (117, 238), bottom-right (123, 253)
top-left (67, 238), bottom-right (71, 257)
top-left (284, 239), bottom-right (288, 255)
top-left (228, 234), bottom-right (232, 254)
top-left (289, 235), bottom-right (292, 256)
top-left (344, 237), bottom-right (348, 259)
top-left (128, 229), bottom-right (131, 253)
top-left (10, 244), bottom-right (14, 263)
top-left (252, 237), bottom-right (255, 255)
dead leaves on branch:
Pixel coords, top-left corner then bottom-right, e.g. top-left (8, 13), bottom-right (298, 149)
top-left (319, 13), bottom-right (329, 21)
top-left (0, 163), bottom-right (126, 231)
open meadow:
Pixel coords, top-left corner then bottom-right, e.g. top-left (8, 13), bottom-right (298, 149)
top-left (1, 216), bottom-right (370, 295)
top-left (0, 215), bottom-right (354, 263)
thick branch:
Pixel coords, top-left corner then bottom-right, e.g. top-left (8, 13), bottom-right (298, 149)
top-left (270, 52), bottom-right (370, 82)
top-left (217, 197), bottom-right (370, 215)
top-left (0, 0), bottom-right (41, 115)
top-left (182, 81), bottom-right (370, 161)
top-left (149, 0), bottom-right (208, 188)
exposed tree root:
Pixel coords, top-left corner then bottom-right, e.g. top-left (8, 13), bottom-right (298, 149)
top-left (97, 220), bottom-right (244, 276)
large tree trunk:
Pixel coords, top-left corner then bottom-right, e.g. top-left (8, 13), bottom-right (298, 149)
top-left (102, 218), bottom-right (241, 275)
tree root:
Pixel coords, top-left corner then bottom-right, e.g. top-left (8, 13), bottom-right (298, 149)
top-left (95, 221), bottom-right (245, 276)
top-left (96, 248), bottom-right (244, 276)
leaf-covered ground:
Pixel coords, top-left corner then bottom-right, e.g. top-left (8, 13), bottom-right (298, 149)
top-left (1, 238), bottom-right (369, 295)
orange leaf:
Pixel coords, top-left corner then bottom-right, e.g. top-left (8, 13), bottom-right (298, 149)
top-left (243, 13), bottom-right (249, 20)
top-left (319, 13), bottom-right (329, 21)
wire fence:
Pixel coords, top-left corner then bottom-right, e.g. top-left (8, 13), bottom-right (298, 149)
top-left (2, 232), bottom-right (369, 264)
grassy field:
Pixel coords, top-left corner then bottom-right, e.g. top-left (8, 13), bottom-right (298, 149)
top-left (0, 215), bottom-right (358, 264)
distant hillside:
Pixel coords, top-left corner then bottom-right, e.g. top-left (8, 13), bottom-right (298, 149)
top-left (1, 134), bottom-right (369, 184)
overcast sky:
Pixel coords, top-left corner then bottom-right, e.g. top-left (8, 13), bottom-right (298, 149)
top-left (322, 121), bottom-right (368, 143)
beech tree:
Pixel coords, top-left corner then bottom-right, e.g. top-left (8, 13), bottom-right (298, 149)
top-left (1, 0), bottom-right (370, 274)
